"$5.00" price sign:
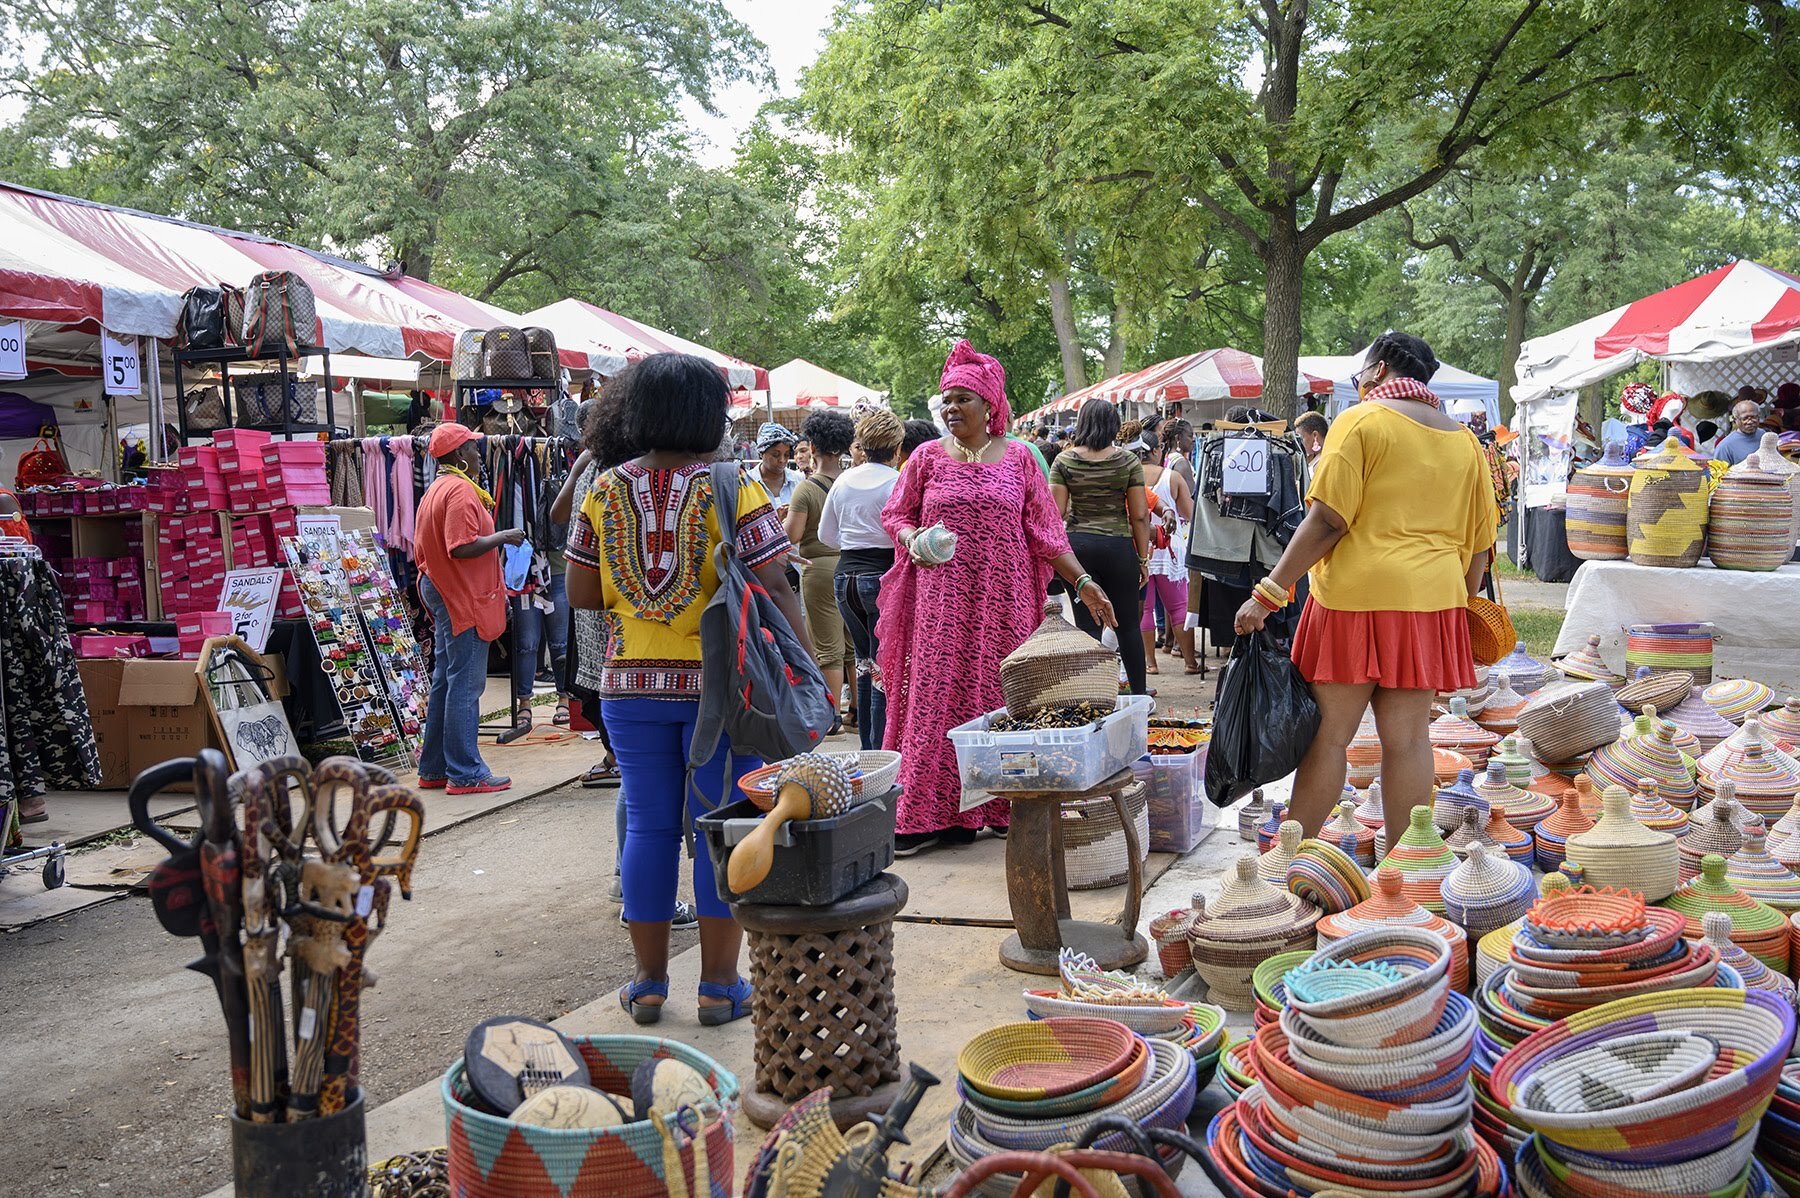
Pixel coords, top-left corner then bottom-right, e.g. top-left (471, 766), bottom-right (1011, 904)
top-left (101, 330), bottom-right (142, 395)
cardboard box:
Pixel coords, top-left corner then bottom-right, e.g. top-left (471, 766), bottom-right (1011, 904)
top-left (76, 659), bottom-right (133, 789)
top-left (118, 658), bottom-right (219, 786)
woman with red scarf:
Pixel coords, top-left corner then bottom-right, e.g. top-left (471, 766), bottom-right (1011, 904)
top-left (1235, 332), bottom-right (1497, 837)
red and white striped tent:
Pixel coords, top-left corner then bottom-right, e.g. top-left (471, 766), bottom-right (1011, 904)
top-left (1034, 348), bottom-right (1332, 417)
top-left (1515, 260), bottom-right (1800, 403)
top-left (523, 298), bottom-right (768, 391)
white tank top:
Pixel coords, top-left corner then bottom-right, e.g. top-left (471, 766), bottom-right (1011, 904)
top-left (1148, 468), bottom-right (1187, 580)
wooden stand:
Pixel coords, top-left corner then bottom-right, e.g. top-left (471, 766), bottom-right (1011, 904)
top-left (998, 769), bottom-right (1147, 975)
top-left (735, 873), bottom-right (908, 1130)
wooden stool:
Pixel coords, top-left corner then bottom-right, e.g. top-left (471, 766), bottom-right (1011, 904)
top-left (998, 768), bottom-right (1147, 975)
top-left (734, 872), bottom-right (908, 1130)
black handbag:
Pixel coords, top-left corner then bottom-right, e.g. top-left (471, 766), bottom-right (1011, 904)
top-left (178, 288), bottom-right (228, 350)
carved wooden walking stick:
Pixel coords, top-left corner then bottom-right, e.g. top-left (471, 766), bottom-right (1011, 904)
top-left (237, 766), bottom-right (291, 1123)
top-left (194, 748), bottom-right (253, 1119)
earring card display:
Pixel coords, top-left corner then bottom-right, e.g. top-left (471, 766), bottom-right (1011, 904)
top-left (340, 529), bottom-right (427, 749)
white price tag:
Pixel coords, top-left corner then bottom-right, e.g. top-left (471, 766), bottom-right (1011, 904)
top-left (297, 1006), bottom-right (317, 1042)
top-left (1221, 436), bottom-right (1269, 496)
top-left (0, 321), bottom-right (24, 378)
top-left (356, 884), bottom-right (374, 918)
top-left (100, 331), bottom-right (141, 395)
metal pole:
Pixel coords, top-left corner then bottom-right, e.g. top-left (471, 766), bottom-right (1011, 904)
top-left (146, 339), bottom-right (167, 463)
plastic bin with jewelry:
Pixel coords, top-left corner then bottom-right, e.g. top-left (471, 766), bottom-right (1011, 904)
top-left (1130, 745), bottom-right (1217, 853)
top-left (948, 694), bottom-right (1153, 794)
top-left (697, 787), bottom-right (898, 906)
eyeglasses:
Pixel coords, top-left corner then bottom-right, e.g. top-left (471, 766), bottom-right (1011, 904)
top-left (1353, 363), bottom-right (1381, 389)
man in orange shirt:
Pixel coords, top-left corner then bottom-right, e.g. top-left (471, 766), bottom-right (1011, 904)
top-left (415, 423), bottom-right (522, 794)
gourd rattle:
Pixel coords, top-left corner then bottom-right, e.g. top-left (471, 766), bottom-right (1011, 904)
top-left (727, 753), bottom-right (854, 893)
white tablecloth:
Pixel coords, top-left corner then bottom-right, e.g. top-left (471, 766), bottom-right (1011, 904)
top-left (1552, 560), bottom-right (1800, 696)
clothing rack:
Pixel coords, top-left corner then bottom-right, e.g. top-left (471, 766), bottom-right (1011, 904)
top-left (0, 546), bottom-right (80, 890)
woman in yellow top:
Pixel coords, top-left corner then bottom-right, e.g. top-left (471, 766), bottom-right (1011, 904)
top-left (566, 353), bottom-right (812, 1027)
top-left (1236, 332), bottom-right (1497, 836)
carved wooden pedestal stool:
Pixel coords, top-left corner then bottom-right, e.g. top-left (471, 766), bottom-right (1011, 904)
top-left (998, 768), bottom-right (1147, 975)
top-left (735, 872), bottom-right (908, 1130)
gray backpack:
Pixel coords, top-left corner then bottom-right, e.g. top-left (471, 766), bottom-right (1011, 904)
top-left (688, 462), bottom-right (835, 778)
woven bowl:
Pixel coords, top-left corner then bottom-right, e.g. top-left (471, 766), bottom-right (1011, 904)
top-left (1232, 1085), bottom-right (1482, 1191)
top-left (737, 750), bottom-right (901, 811)
top-left (1513, 1029), bottom-right (1721, 1114)
top-left (1019, 990), bottom-right (1191, 1033)
top-left (957, 1036), bottom-right (1197, 1154)
top-left (954, 1034), bottom-right (1148, 1118)
top-left (956, 1016), bottom-right (1140, 1101)
top-left (1281, 928), bottom-right (1453, 1048)
top-left (1535, 1122), bottom-right (1762, 1196)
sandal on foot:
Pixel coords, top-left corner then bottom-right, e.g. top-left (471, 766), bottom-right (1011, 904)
top-left (620, 976), bottom-right (670, 1025)
top-left (581, 760), bottom-right (621, 788)
top-left (553, 702), bottom-right (570, 726)
top-left (697, 977), bottom-right (752, 1027)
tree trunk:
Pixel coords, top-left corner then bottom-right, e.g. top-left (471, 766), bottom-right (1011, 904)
top-left (399, 239), bottom-right (435, 283)
top-left (1500, 289), bottom-right (1530, 425)
top-left (1260, 218), bottom-right (1305, 421)
top-left (1046, 272), bottom-right (1089, 393)
top-left (1102, 309), bottom-right (1127, 379)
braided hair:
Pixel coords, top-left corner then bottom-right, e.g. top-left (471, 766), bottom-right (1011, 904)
top-left (1366, 331), bottom-right (1439, 384)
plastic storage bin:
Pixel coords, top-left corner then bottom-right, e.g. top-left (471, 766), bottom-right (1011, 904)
top-left (948, 694), bottom-right (1153, 794)
top-left (1131, 747), bottom-right (1213, 853)
top-left (696, 788), bottom-right (898, 907)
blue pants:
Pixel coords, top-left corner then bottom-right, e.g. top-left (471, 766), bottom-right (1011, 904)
top-left (602, 697), bottom-right (758, 922)
top-left (512, 572), bottom-right (570, 701)
top-left (418, 575), bottom-right (492, 785)
top-left (833, 571), bottom-right (885, 751)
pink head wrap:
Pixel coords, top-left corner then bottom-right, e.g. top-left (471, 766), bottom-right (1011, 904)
top-left (939, 339), bottom-right (1010, 435)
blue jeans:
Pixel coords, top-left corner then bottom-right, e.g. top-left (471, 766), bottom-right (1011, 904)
top-left (418, 575), bottom-right (493, 785)
top-left (513, 572), bottom-right (570, 701)
top-left (833, 571), bottom-right (885, 751)
top-left (602, 697), bottom-right (758, 922)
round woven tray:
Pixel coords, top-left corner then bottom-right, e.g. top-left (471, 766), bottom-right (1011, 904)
top-left (957, 1017), bottom-right (1140, 1101)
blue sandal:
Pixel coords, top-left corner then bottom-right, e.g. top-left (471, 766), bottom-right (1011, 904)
top-left (619, 976), bottom-right (669, 1025)
top-left (697, 977), bottom-right (752, 1026)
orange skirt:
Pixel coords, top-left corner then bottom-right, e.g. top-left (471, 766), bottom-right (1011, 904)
top-left (1290, 597), bottom-right (1474, 692)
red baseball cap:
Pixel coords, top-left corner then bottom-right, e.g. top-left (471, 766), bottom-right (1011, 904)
top-left (427, 422), bottom-right (480, 459)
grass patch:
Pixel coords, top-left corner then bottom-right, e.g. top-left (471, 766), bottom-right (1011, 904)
top-left (1493, 555), bottom-right (1533, 581)
top-left (1510, 606), bottom-right (1565, 660)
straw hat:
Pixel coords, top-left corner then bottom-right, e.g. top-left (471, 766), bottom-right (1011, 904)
top-left (1563, 786), bottom-right (1680, 902)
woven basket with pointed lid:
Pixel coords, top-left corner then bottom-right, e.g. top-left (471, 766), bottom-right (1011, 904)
top-left (1770, 794), bottom-right (1800, 845)
top-left (1569, 774), bottom-right (1601, 821)
top-left (1517, 680), bottom-right (1621, 764)
top-left (998, 600), bottom-right (1120, 718)
top-left (1316, 865), bottom-right (1469, 994)
top-left (1432, 747), bottom-right (1474, 785)
top-left (1494, 641), bottom-right (1551, 694)
top-left (1554, 633), bottom-right (1624, 687)
top-left (1664, 686), bottom-right (1739, 755)
top-left (1473, 760), bottom-right (1557, 834)
top-left (1477, 673), bottom-right (1530, 737)
top-left (1255, 802), bottom-right (1288, 852)
top-left (1698, 719), bottom-right (1800, 785)
top-left (1703, 911), bottom-right (1797, 999)
top-left (1481, 805), bottom-right (1535, 866)
top-left (1690, 780), bottom-right (1756, 834)
top-left (1443, 843), bottom-right (1539, 942)
top-left (1762, 697), bottom-right (1800, 745)
top-left (1327, 800), bottom-right (1375, 867)
top-left (1664, 854), bottom-right (1792, 972)
top-left (1431, 767), bottom-right (1487, 832)
top-left (1704, 677), bottom-right (1775, 725)
top-left (1615, 669), bottom-right (1694, 717)
top-left (1628, 434), bottom-right (1713, 567)
top-left (1493, 736), bottom-right (1539, 789)
top-left (1722, 818), bottom-right (1800, 913)
top-left (1345, 710), bottom-right (1382, 789)
top-left (1375, 806), bottom-right (1457, 915)
top-left (1651, 710), bottom-right (1702, 759)
top-left (1430, 696), bottom-right (1500, 767)
top-left (1628, 777), bottom-right (1690, 835)
top-left (1678, 793), bottom-right (1745, 882)
top-left (1236, 787), bottom-right (1269, 843)
top-left (1258, 820), bottom-right (1305, 884)
top-left (1585, 710), bottom-right (1699, 807)
top-left (1186, 857), bottom-right (1321, 1009)
top-left (1564, 786), bottom-right (1680, 901)
top-left (1533, 791), bottom-right (1593, 874)
top-left (1445, 807), bottom-right (1497, 860)
top-left (1698, 724), bottom-right (1800, 821)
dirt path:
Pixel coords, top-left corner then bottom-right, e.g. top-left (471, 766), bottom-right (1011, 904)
top-left (0, 783), bottom-right (669, 1198)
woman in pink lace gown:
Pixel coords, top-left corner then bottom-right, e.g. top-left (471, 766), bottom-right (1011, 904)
top-left (878, 341), bottom-right (1117, 853)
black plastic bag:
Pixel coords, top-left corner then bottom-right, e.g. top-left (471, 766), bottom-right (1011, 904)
top-left (1204, 630), bottom-right (1321, 806)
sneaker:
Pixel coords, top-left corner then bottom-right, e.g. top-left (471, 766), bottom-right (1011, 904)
top-left (417, 777), bottom-right (446, 790)
top-left (893, 831), bottom-right (941, 857)
top-left (446, 775), bottom-right (512, 795)
top-left (619, 900), bottom-right (698, 930)
top-left (609, 875), bottom-right (623, 903)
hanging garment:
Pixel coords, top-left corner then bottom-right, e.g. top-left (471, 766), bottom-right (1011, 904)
top-left (329, 441), bottom-right (364, 507)
top-left (391, 436), bottom-right (416, 558)
top-left (0, 555), bottom-right (99, 810)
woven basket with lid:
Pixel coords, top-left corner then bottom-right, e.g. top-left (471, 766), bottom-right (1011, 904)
top-left (1628, 777), bottom-right (1691, 835)
top-left (1747, 431), bottom-right (1800, 537)
top-left (1345, 711), bottom-right (1382, 789)
top-left (1236, 787), bottom-right (1269, 843)
top-left (1431, 767), bottom-right (1487, 832)
top-left (1186, 858), bottom-right (1321, 1009)
top-left (1702, 911), bottom-right (1796, 999)
top-left (1445, 807), bottom-right (1498, 860)
top-left (1443, 843), bottom-right (1539, 942)
top-left (1584, 711), bottom-right (1699, 808)
top-left (1627, 435), bottom-right (1713, 567)
top-left (1482, 805), bottom-right (1535, 865)
top-left (1376, 807), bottom-right (1457, 915)
top-left (1258, 819), bottom-right (1304, 884)
top-left (1316, 865), bottom-right (1470, 994)
top-left (998, 600), bottom-right (1119, 718)
top-left (1723, 822), bottom-right (1800, 913)
top-left (1255, 802), bottom-right (1288, 852)
top-left (1770, 794), bottom-right (1800, 845)
top-left (1563, 786), bottom-right (1679, 901)
top-left (1690, 782), bottom-right (1755, 835)
top-left (1493, 736), bottom-right (1539, 789)
top-left (1663, 854), bottom-right (1791, 973)
top-left (1762, 697), bottom-right (1800, 745)
top-left (1517, 680), bottom-right (1621, 764)
top-left (1474, 760), bottom-right (1557, 834)
top-left (1710, 459), bottom-right (1796, 571)
top-left (1285, 839), bottom-right (1370, 915)
top-left (1496, 642), bottom-right (1551, 695)
top-left (1679, 799), bottom-right (1746, 882)
top-left (1430, 697), bottom-right (1500, 767)
top-left (1554, 634), bottom-right (1624, 687)
top-left (1663, 686), bottom-right (1738, 755)
top-left (1061, 782), bottom-right (1149, 890)
top-left (1698, 725), bottom-right (1800, 821)
top-left (1704, 678), bottom-right (1775, 725)
top-left (1327, 800), bottom-right (1374, 867)
top-left (1565, 441), bottom-right (1636, 560)
top-left (1476, 673), bottom-right (1530, 737)
top-left (1533, 791), bottom-right (1593, 874)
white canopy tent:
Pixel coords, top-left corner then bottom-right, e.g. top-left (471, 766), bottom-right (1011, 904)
top-left (1297, 348), bottom-right (1502, 426)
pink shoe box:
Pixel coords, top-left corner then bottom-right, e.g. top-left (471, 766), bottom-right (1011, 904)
top-left (267, 478), bottom-right (331, 507)
top-left (176, 633), bottom-right (212, 659)
top-left (84, 578), bottom-right (118, 603)
top-left (226, 475), bottom-right (272, 513)
top-left (71, 633), bottom-right (152, 658)
top-left (176, 611), bottom-right (234, 639)
top-left (268, 508), bottom-right (301, 540)
top-left (69, 600), bottom-right (114, 624)
top-left (261, 440), bottom-right (327, 468)
top-left (66, 556), bottom-right (108, 584)
top-left (215, 429), bottom-right (273, 474)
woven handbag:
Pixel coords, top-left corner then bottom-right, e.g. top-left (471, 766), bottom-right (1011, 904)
top-left (1467, 573), bottom-right (1515, 667)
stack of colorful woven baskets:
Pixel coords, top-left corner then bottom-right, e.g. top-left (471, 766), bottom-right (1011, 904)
top-left (1020, 953), bottom-right (1229, 1070)
top-left (950, 1016), bottom-right (1200, 1192)
top-left (1188, 858), bottom-right (1321, 1010)
top-left (1760, 1059), bottom-right (1800, 1192)
top-left (1207, 927), bottom-right (1505, 1197)
top-left (1489, 989), bottom-right (1794, 1197)
top-left (1285, 838), bottom-right (1370, 915)
top-left (1317, 866), bottom-right (1470, 995)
